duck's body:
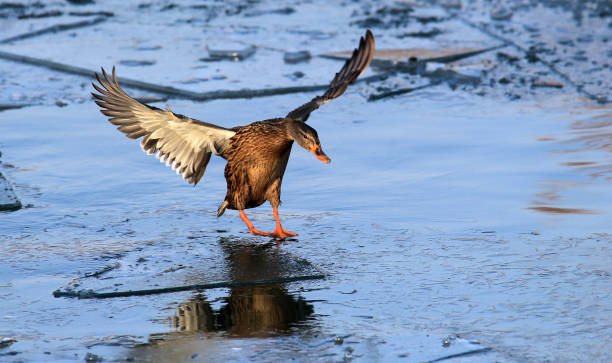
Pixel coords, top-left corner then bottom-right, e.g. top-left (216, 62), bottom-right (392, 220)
top-left (223, 119), bottom-right (293, 212)
top-left (93, 30), bottom-right (374, 239)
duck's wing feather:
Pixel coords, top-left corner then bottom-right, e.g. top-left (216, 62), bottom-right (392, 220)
top-left (92, 67), bottom-right (235, 185)
top-left (286, 30), bottom-right (375, 123)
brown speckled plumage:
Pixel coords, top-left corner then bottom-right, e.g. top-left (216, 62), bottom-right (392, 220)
top-left (223, 119), bottom-right (293, 211)
top-left (93, 30), bottom-right (375, 239)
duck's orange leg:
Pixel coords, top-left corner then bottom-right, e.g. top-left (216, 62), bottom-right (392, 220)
top-left (271, 207), bottom-right (298, 239)
top-left (239, 209), bottom-right (297, 239)
top-left (239, 210), bottom-right (271, 237)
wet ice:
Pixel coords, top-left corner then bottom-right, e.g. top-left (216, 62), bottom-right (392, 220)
top-left (0, 0), bottom-right (611, 362)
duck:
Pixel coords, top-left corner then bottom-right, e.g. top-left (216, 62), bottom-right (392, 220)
top-left (92, 30), bottom-right (375, 239)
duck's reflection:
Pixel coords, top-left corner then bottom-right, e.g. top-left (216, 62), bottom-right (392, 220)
top-left (172, 286), bottom-right (313, 337)
top-left (170, 239), bottom-right (314, 337)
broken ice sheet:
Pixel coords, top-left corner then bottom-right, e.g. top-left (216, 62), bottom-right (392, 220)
top-left (283, 50), bottom-right (311, 64)
top-left (202, 44), bottom-right (256, 62)
top-left (0, 172), bottom-right (22, 212)
top-left (322, 45), bottom-right (502, 68)
top-left (427, 59), bottom-right (497, 79)
top-left (54, 238), bottom-right (325, 299)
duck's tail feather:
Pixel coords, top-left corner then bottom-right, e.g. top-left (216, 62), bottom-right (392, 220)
top-left (217, 200), bottom-right (229, 217)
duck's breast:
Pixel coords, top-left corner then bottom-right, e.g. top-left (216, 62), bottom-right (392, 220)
top-left (224, 122), bottom-right (293, 208)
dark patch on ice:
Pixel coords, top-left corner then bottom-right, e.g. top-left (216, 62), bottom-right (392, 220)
top-left (119, 59), bottom-right (156, 67)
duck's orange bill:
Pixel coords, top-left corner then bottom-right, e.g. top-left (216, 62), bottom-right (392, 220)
top-left (311, 145), bottom-right (331, 163)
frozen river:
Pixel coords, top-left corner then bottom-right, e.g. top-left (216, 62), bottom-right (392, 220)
top-left (1, 0), bottom-right (610, 362)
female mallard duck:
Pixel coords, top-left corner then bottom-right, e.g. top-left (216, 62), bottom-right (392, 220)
top-left (93, 30), bottom-right (375, 239)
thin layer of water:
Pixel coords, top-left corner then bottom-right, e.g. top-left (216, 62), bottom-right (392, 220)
top-left (1, 90), bottom-right (610, 361)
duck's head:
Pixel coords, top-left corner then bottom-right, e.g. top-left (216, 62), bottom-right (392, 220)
top-left (286, 121), bottom-right (331, 163)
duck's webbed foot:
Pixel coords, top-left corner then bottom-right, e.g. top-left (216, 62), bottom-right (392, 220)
top-left (270, 226), bottom-right (298, 239)
top-left (249, 229), bottom-right (272, 237)
top-left (239, 210), bottom-right (271, 236)
top-left (271, 207), bottom-right (298, 239)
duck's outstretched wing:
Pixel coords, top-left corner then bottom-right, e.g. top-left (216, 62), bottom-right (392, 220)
top-left (92, 67), bottom-right (235, 185)
top-left (286, 30), bottom-right (375, 123)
